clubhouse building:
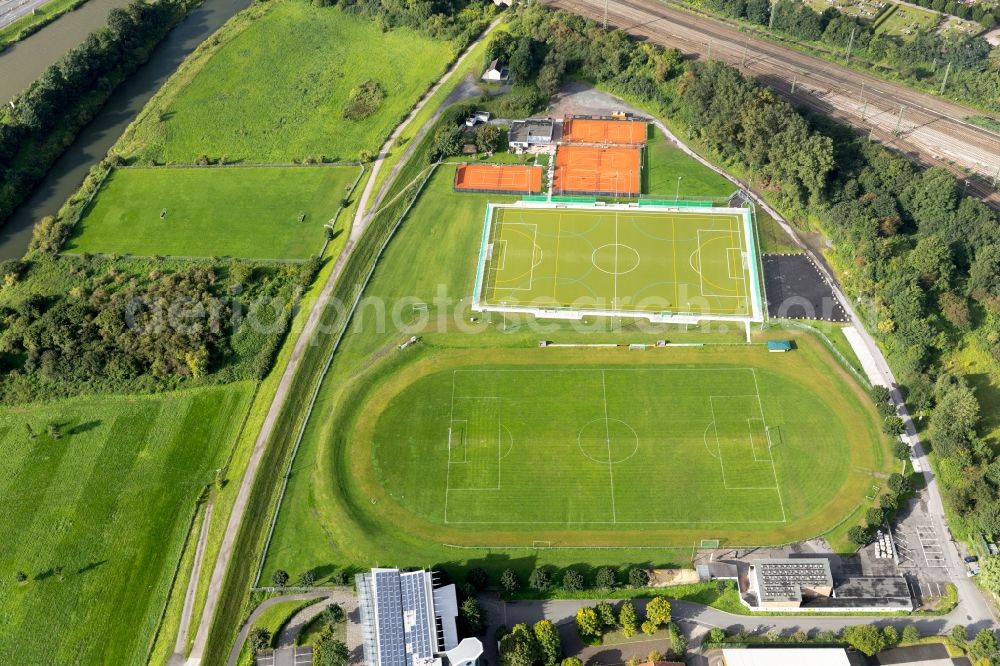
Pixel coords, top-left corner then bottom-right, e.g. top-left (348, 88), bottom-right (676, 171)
top-left (356, 567), bottom-right (483, 666)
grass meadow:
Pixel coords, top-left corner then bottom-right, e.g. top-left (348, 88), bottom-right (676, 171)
top-left (257, 163), bottom-right (891, 587)
top-left (119, 1), bottom-right (454, 163)
top-left (0, 383), bottom-right (253, 665)
top-left (67, 166), bottom-right (359, 260)
top-left (643, 128), bottom-right (734, 198)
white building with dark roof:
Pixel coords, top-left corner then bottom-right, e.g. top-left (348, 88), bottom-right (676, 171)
top-left (356, 568), bottom-right (482, 666)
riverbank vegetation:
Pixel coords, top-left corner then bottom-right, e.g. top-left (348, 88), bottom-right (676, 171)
top-left (0, 0), bottom-right (200, 228)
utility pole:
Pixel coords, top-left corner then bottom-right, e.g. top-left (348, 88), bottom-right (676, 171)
top-left (603, 0), bottom-right (609, 29)
top-left (993, 164), bottom-right (1000, 188)
top-left (769, 0), bottom-right (776, 28)
top-left (742, 38), bottom-right (750, 68)
top-left (893, 105), bottom-right (906, 137)
top-left (708, 39), bottom-right (713, 60)
top-left (846, 27), bottom-right (856, 64)
top-left (869, 123), bottom-right (876, 142)
top-left (940, 61), bottom-right (951, 95)
top-left (791, 75), bottom-right (797, 94)
top-left (859, 81), bottom-right (866, 121)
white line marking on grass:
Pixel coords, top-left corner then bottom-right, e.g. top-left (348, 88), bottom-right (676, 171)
top-left (601, 370), bottom-right (617, 523)
top-left (445, 371), bottom-right (456, 523)
top-left (752, 368), bottom-right (787, 523)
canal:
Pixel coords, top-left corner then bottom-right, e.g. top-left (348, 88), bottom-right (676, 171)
top-left (0, 0), bottom-right (251, 259)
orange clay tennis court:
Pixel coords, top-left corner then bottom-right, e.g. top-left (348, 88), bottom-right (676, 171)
top-left (562, 118), bottom-right (647, 145)
top-left (454, 164), bottom-right (544, 194)
top-left (553, 145), bottom-right (641, 196)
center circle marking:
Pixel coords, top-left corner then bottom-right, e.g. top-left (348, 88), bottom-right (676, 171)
top-left (577, 418), bottom-right (639, 464)
top-left (591, 243), bottom-right (640, 275)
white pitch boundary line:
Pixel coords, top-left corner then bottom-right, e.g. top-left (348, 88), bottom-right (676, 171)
top-left (752, 368), bottom-right (787, 523)
top-left (445, 370), bottom-right (456, 523)
top-left (601, 369), bottom-right (617, 524)
top-left (492, 222), bottom-right (540, 293)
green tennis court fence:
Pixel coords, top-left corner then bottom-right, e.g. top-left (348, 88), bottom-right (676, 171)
top-left (639, 199), bottom-right (714, 207)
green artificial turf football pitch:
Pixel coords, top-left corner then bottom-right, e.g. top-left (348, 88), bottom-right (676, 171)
top-left (477, 205), bottom-right (760, 319)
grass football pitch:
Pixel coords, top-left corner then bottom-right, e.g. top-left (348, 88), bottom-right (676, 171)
top-left (369, 359), bottom-right (860, 529)
top-left (0, 383), bottom-right (252, 664)
top-left (480, 206), bottom-right (756, 318)
top-left (67, 166), bottom-right (358, 260)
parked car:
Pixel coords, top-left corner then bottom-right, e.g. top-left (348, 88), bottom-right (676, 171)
top-left (965, 555), bottom-right (979, 563)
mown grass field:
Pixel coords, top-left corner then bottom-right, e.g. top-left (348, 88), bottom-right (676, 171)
top-left (643, 127), bottom-right (734, 198)
top-left (120, 1), bottom-right (454, 163)
top-left (371, 363), bottom-right (849, 527)
top-left (874, 2), bottom-right (940, 37)
top-left (66, 166), bottom-right (359, 260)
top-left (258, 163), bottom-right (891, 586)
top-left (0, 383), bottom-right (253, 665)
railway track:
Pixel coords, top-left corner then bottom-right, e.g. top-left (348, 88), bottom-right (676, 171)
top-left (545, 0), bottom-right (1000, 208)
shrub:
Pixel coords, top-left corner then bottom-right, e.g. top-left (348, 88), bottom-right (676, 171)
top-left (901, 624), bottom-right (921, 643)
top-left (627, 567), bottom-right (649, 588)
top-left (272, 569), bottom-right (289, 587)
top-left (466, 566), bottom-right (490, 591)
top-left (343, 79), bottom-right (387, 120)
top-left (562, 569), bottom-right (584, 591)
top-left (249, 627), bottom-right (271, 653)
top-left (298, 570), bottom-right (316, 587)
top-left (595, 601), bottom-right (616, 628)
top-left (500, 568), bottom-right (519, 592)
top-left (707, 627), bottom-right (726, 643)
top-left (891, 440), bottom-right (911, 460)
top-left (595, 566), bottom-right (617, 589)
top-left (528, 567), bottom-right (552, 591)
top-left (574, 607), bottom-right (601, 640)
top-left (848, 525), bottom-right (871, 545)
top-left (889, 472), bottom-right (911, 494)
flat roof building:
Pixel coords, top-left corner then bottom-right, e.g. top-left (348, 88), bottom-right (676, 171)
top-left (748, 558), bottom-right (834, 608)
top-left (356, 568), bottom-right (483, 666)
top-left (508, 119), bottom-right (557, 150)
top-left (720, 648), bottom-right (854, 666)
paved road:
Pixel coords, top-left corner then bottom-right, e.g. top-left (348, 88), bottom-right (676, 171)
top-left (0, 0), bottom-right (50, 29)
top-left (544, 0), bottom-right (1000, 209)
top-left (169, 500), bottom-right (214, 665)
top-left (185, 20), bottom-right (503, 665)
top-left (485, 595), bottom-right (981, 666)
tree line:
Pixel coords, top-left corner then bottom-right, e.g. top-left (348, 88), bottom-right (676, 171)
top-left (0, 255), bottom-right (316, 404)
top-left (322, 0), bottom-right (495, 46)
top-left (0, 0), bottom-right (197, 228)
top-left (701, 0), bottom-right (998, 111)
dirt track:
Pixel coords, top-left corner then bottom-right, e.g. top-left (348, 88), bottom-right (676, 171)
top-left (544, 0), bottom-right (1000, 208)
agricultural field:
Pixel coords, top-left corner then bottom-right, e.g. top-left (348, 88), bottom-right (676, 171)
top-left (66, 165), bottom-right (359, 260)
top-left (0, 383), bottom-right (253, 665)
top-left (119, 0), bottom-right (455, 163)
top-left (643, 127), bottom-right (734, 198)
top-left (258, 162), bottom-right (891, 585)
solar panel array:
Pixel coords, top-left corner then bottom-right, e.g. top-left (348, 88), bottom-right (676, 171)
top-left (374, 570), bottom-right (407, 666)
top-left (364, 569), bottom-right (437, 666)
top-left (401, 573), bottom-right (434, 662)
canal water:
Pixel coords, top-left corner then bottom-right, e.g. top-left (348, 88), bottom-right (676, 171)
top-left (0, 0), bottom-right (252, 259)
top-left (0, 0), bottom-right (132, 104)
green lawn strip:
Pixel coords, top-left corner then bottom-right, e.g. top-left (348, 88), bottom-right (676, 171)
top-left (0, 0), bottom-right (90, 52)
top-left (148, 501), bottom-right (208, 665)
top-left (874, 2), bottom-right (940, 37)
top-left (235, 600), bottom-right (312, 666)
top-left (118, 1), bottom-right (455, 164)
top-left (66, 166), bottom-right (358, 260)
top-left (643, 127), bottom-right (734, 198)
top-left (754, 207), bottom-right (800, 254)
top-left (259, 157), bottom-right (891, 587)
top-left (0, 383), bottom-right (253, 664)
